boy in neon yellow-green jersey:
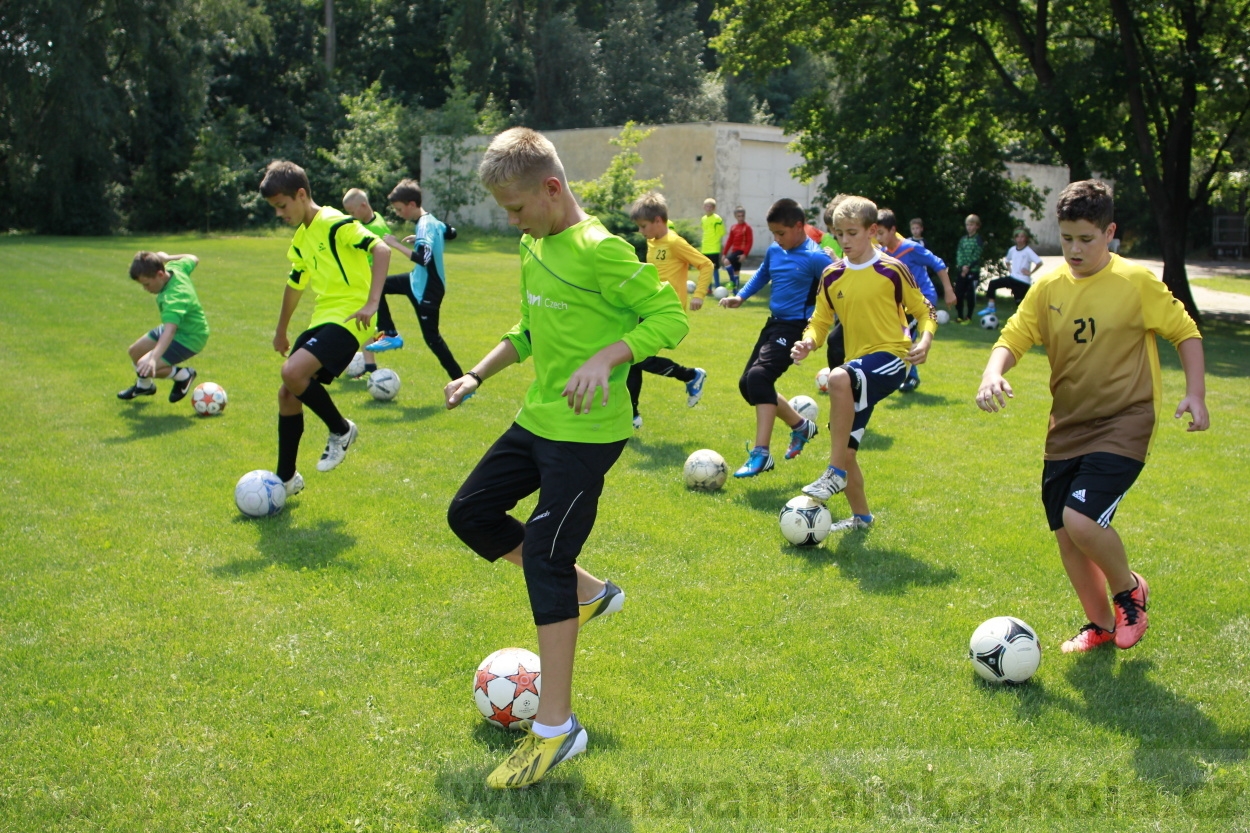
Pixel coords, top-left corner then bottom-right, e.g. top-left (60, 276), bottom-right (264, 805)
top-left (261, 161), bottom-right (390, 497)
top-left (700, 197), bottom-right (726, 289)
top-left (445, 127), bottom-right (687, 789)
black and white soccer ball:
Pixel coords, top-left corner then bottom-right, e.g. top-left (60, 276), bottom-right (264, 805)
top-left (367, 368), bottom-right (400, 400)
top-left (779, 496), bottom-right (832, 546)
top-left (969, 616), bottom-right (1041, 684)
top-left (684, 449), bottom-right (728, 492)
top-left (980, 313), bottom-right (999, 330)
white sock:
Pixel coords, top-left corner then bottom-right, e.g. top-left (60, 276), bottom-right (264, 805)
top-left (531, 717), bottom-right (573, 738)
top-left (581, 586), bottom-right (606, 605)
top-left (172, 367), bottom-right (191, 381)
top-left (135, 375), bottom-right (155, 389)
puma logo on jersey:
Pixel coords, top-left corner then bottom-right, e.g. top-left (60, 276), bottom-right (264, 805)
top-left (1049, 303), bottom-right (1064, 315)
top-left (1072, 489), bottom-right (1086, 502)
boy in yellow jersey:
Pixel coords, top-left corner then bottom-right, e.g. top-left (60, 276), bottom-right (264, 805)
top-left (261, 161), bottom-right (390, 496)
top-left (700, 197), bottom-right (726, 289)
top-left (342, 188), bottom-right (392, 377)
top-left (444, 128), bottom-right (687, 789)
top-left (790, 196), bottom-right (936, 530)
top-left (626, 191), bottom-right (711, 428)
top-left (977, 180), bottom-right (1208, 652)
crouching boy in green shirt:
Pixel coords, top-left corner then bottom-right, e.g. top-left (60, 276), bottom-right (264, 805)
top-left (119, 251), bottom-right (208, 403)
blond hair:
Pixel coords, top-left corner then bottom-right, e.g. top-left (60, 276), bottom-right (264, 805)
top-left (703, 197), bottom-right (716, 208)
top-left (831, 195), bottom-right (877, 229)
top-left (629, 192), bottom-right (668, 223)
top-left (342, 188), bottom-right (369, 207)
top-left (478, 127), bottom-right (566, 190)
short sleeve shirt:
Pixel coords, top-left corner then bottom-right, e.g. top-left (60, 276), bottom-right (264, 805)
top-left (156, 259), bottom-right (209, 352)
top-left (286, 207), bottom-right (380, 343)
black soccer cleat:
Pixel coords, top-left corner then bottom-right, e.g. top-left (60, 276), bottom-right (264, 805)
top-left (118, 382), bottom-right (157, 400)
top-left (169, 368), bottom-right (197, 403)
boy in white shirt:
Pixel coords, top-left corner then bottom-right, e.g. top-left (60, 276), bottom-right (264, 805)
top-left (979, 229), bottom-right (1044, 316)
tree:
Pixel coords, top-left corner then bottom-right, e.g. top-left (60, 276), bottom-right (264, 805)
top-left (318, 81), bottom-right (407, 201)
top-left (569, 122), bottom-right (662, 214)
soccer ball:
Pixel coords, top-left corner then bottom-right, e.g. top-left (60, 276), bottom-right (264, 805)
top-left (779, 496), bottom-right (832, 546)
top-left (789, 394), bottom-right (819, 424)
top-left (713, 286), bottom-right (729, 300)
top-left (474, 647), bottom-right (541, 730)
top-left (234, 470), bottom-right (286, 518)
top-left (936, 309), bottom-right (950, 325)
top-left (346, 351), bottom-right (366, 379)
top-left (980, 313), bottom-right (999, 330)
top-left (815, 367), bottom-right (831, 393)
top-left (684, 448), bottom-right (728, 491)
top-left (969, 616), bottom-right (1041, 684)
top-left (367, 368), bottom-right (400, 400)
top-left (191, 382), bottom-right (227, 416)
top-left (687, 279), bottom-right (697, 294)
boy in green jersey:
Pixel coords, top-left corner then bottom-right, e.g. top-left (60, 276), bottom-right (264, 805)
top-left (261, 161), bottom-right (390, 496)
top-left (118, 251), bottom-right (207, 403)
top-left (700, 197), bottom-right (726, 289)
top-left (445, 127), bottom-right (687, 789)
top-left (342, 188), bottom-right (392, 378)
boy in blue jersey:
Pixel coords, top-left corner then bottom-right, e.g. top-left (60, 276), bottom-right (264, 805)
top-left (365, 179), bottom-right (464, 388)
top-left (444, 128), bottom-right (687, 789)
top-left (719, 198), bottom-right (834, 477)
top-left (874, 208), bottom-right (954, 391)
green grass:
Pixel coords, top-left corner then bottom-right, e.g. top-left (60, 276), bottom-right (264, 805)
top-left (1, 233), bottom-right (1248, 832)
top-left (1192, 274), bottom-right (1250, 297)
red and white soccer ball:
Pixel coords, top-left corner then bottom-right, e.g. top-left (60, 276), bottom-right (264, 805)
top-left (815, 367), bottom-right (831, 393)
top-left (192, 382), bottom-right (227, 416)
top-left (474, 647), bottom-right (542, 730)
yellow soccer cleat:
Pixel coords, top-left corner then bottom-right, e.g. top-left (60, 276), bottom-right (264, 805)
top-left (486, 715), bottom-right (588, 789)
top-left (578, 580), bottom-right (625, 628)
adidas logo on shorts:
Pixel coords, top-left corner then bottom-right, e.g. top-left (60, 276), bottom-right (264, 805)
top-left (1072, 488), bottom-right (1087, 502)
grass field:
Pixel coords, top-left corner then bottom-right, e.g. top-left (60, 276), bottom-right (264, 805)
top-left (1, 232), bottom-right (1248, 832)
top-left (1192, 274), bottom-right (1250, 297)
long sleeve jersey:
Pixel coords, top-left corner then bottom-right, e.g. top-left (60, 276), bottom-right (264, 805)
top-left (723, 222), bottom-right (754, 257)
top-left (647, 229), bottom-right (714, 308)
top-left (738, 237), bottom-right (833, 320)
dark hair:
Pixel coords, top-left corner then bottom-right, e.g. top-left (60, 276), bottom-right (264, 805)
top-left (1056, 180), bottom-right (1114, 229)
top-left (129, 251), bottom-right (165, 280)
top-left (876, 208), bottom-right (897, 230)
top-left (387, 178), bottom-right (423, 206)
top-left (909, 217), bottom-right (923, 227)
top-left (259, 160), bottom-right (311, 200)
top-left (766, 198), bottom-right (805, 227)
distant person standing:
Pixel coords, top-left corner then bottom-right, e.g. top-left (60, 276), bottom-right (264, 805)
top-left (721, 206), bottom-right (754, 293)
top-left (700, 198), bottom-right (727, 290)
top-left (953, 214), bottom-right (985, 322)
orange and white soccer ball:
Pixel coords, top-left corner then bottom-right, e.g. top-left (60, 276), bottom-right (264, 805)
top-left (816, 367), bottom-right (831, 393)
top-left (192, 382), bottom-right (227, 415)
top-left (474, 647), bottom-right (541, 730)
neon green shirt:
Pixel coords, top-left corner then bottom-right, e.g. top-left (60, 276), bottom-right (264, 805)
top-left (285, 207), bottom-right (380, 345)
top-left (700, 213), bottom-right (726, 255)
top-left (504, 217), bottom-right (689, 443)
top-left (156, 258), bottom-right (209, 353)
top-left (361, 213), bottom-right (390, 268)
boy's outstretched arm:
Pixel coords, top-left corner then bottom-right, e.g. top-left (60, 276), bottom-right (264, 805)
top-left (1175, 337), bottom-right (1209, 431)
top-left (977, 346), bottom-right (1018, 412)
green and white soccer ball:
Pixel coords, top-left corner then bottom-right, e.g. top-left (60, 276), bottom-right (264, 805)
top-left (779, 496), bottom-right (832, 546)
top-left (367, 368), bottom-right (400, 400)
top-left (969, 616), bottom-right (1041, 684)
top-left (683, 448), bottom-right (728, 492)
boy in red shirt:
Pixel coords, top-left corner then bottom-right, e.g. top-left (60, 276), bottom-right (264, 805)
top-left (721, 206), bottom-right (754, 293)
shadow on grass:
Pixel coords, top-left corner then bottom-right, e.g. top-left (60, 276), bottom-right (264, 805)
top-left (736, 481), bottom-right (806, 516)
top-left (789, 529), bottom-right (958, 594)
top-left (433, 726), bottom-right (633, 831)
top-left (1060, 651), bottom-right (1249, 792)
top-left (626, 438), bottom-right (691, 471)
top-left (356, 402), bottom-right (445, 423)
top-left (214, 512), bottom-right (357, 575)
top-left (857, 431), bottom-right (895, 452)
top-left (884, 390), bottom-right (953, 409)
top-left (106, 403), bottom-right (196, 442)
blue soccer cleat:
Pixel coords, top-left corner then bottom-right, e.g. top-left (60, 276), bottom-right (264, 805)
top-left (734, 445), bottom-right (775, 478)
top-left (365, 334), bottom-right (404, 353)
top-left (685, 368), bottom-right (707, 407)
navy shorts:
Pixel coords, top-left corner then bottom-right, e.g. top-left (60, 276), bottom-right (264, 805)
top-left (292, 322), bottom-right (359, 384)
top-left (146, 326), bottom-right (198, 365)
top-left (1041, 452), bottom-right (1144, 531)
top-left (839, 351), bottom-right (909, 449)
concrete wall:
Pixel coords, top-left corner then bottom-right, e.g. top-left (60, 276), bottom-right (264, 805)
top-left (1005, 162), bottom-right (1113, 255)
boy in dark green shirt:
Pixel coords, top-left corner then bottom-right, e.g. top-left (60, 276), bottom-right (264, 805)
top-left (954, 213), bottom-right (985, 322)
top-left (445, 127), bottom-right (687, 789)
top-left (118, 251), bottom-right (207, 403)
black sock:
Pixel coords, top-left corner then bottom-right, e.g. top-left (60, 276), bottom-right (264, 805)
top-left (364, 361), bottom-right (377, 373)
top-left (296, 381), bottom-right (349, 435)
top-left (674, 366), bottom-right (697, 383)
top-left (277, 413), bottom-right (304, 482)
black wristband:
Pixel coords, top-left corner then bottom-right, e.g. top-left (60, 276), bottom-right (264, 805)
top-left (466, 370), bottom-right (483, 386)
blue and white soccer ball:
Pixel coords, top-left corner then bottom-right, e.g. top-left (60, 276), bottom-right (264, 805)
top-left (969, 616), bottom-right (1041, 684)
top-left (367, 368), bottom-right (400, 400)
top-left (980, 313), bottom-right (999, 330)
top-left (234, 470), bottom-right (286, 518)
top-left (779, 496), bottom-right (832, 546)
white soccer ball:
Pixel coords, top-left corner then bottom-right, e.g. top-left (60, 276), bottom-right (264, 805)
top-left (712, 286), bottom-right (729, 300)
top-left (234, 470), bottom-right (286, 518)
top-left (815, 367), bottom-right (830, 393)
top-left (367, 368), bottom-right (400, 400)
top-left (346, 351), bottom-right (366, 379)
top-left (969, 616), bottom-right (1041, 684)
top-left (687, 279), bottom-right (696, 294)
top-left (980, 313), bottom-right (999, 330)
top-left (779, 496), bottom-right (832, 546)
top-left (936, 309), bottom-right (950, 325)
top-left (683, 448), bottom-right (728, 492)
top-left (474, 647), bottom-right (541, 730)
top-left (191, 382), bottom-right (227, 416)
top-left (789, 394), bottom-right (819, 424)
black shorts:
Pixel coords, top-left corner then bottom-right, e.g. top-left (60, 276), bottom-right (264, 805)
top-left (446, 423), bottom-right (628, 626)
top-left (292, 322), bottom-right (359, 385)
top-left (739, 317), bottom-right (807, 405)
top-left (1041, 452), bottom-right (1144, 531)
top-left (725, 250), bottom-right (745, 269)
